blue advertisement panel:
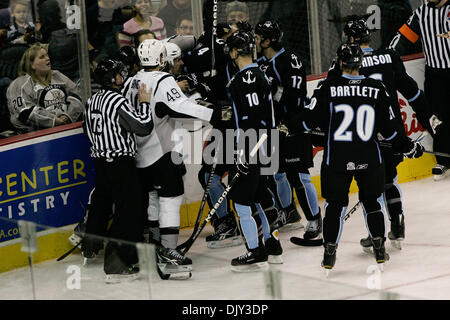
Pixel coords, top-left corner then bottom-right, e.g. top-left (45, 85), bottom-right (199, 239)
top-left (0, 131), bottom-right (95, 243)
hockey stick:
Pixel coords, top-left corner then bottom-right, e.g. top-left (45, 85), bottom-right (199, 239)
top-left (177, 141), bottom-right (220, 250)
top-left (290, 201), bottom-right (361, 247)
top-left (57, 241), bottom-right (81, 261)
top-left (180, 133), bottom-right (268, 255)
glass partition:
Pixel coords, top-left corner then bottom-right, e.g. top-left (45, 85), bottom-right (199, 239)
top-left (0, 216), bottom-right (419, 300)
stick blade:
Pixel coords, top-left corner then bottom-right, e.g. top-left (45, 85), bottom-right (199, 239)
top-left (290, 236), bottom-right (323, 247)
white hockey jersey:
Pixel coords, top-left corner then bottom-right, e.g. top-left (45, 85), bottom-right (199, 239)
top-left (122, 70), bottom-right (214, 168)
top-left (6, 70), bottom-right (83, 132)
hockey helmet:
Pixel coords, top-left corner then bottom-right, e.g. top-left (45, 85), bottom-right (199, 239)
top-left (224, 30), bottom-right (255, 56)
top-left (94, 58), bottom-right (128, 88)
top-left (164, 42), bottom-right (182, 66)
top-left (116, 45), bottom-right (138, 73)
top-left (344, 19), bottom-right (371, 44)
top-left (337, 43), bottom-right (364, 69)
top-left (138, 39), bottom-right (167, 68)
top-left (254, 19), bottom-right (283, 44)
top-left (166, 34), bottom-right (196, 52)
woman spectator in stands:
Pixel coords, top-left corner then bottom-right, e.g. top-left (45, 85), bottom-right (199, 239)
top-left (157, 0), bottom-right (190, 37)
top-left (6, 43), bottom-right (83, 133)
top-left (118, 0), bottom-right (166, 47)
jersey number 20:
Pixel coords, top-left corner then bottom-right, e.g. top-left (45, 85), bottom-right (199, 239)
top-left (334, 104), bottom-right (375, 142)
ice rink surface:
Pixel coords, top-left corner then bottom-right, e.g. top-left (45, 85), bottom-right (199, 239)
top-left (0, 176), bottom-right (449, 300)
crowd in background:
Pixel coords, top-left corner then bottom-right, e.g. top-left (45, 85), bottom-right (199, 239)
top-left (0, 0), bottom-right (426, 136)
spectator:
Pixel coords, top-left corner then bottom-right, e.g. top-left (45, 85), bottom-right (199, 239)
top-left (175, 13), bottom-right (193, 36)
top-left (225, 1), bottom-right (249, 24)
top-left (7, 0), bottom-right (35, 44)
top-left (6, 43), bottom-right (83, 133)
top-left (118, 0), bottom-right (166, 47)
top-left (86, 0), bottom-right (117, 64)
top-left (38, 0), bottom-right (79, 82)
top-left (157, 0), bottom-right (190, 36)
top-left (133, 28), bottom-right (156, 47)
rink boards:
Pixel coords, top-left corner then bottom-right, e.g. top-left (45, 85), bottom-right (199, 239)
top-left (0, 55), bottom-right (436, 273)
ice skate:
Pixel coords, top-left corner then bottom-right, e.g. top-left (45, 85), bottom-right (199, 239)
top-left (81, 237), bottom-right (103, 266)
top-left (303, 211), bottom-right (322, 240)
top-left (278, 204), bottom-right (304, 232)
top-left (156, 246), bottom-right (193, 275)
top-left (360, 236), bottom-right (373, 254)
top-left (371, 237), bottom-right (390, 271)
top-left (432, 164), bottom-right (449, 181)
top-left (265, 230), bottom-right (283, 264)
top-left (206, 214), bottom-right (243, 249)
top-left (105, 265), bottom-right (140, 284)
top-left (388, 215), bottom-right (405, 250)
top-left (231, 244), bottom-right (268, 272)
top-left (321, 243), bottom-right (337, 278)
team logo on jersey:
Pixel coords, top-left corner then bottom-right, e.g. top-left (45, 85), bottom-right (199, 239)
top-left (346, 162), bottom-right (356, 171)
top-left (38, 84), bottom-right (68, 111)
top-left (242, 70), bottom-right (256, 84)
top-left (291, 54), bottom-right (302, 69)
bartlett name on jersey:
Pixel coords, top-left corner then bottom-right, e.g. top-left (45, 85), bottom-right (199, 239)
top-left (330, 84), bottom-right (380, 99)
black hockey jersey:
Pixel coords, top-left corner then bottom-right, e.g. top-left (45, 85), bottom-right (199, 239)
top-left (302, 74), bottom-right (411, 172)
top-left (257, 48), bottom-right (307, 126)
top-left (228, 63), bottom-right (275, 157)
top-left (328, 47), bottom-right (431, 133)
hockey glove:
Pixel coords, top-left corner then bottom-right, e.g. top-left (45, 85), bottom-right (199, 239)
top-left (276, 123), bottom-right (290, 137)
top-left (429, 115), bottom-right (443, 135)
top-left (403, 140), bottom-right (424, 159)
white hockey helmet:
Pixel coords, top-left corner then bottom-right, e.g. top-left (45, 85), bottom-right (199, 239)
top-left (164, 42), bottom-right (181, 66)
top-left (138, 39), bottom-right (167, 67)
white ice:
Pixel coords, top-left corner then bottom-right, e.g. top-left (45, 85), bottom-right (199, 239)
top-left (0, 176), bottom-right (449, 300)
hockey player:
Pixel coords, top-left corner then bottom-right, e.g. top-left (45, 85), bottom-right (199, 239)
top-left (83, 58), bottom-right (153, 283)
top-left (122, 39), bottom-right (230, 277)
top-left (290, 43), bottom-right (424, 274)
top-left (330, 19), bottom-right (442, 250)
top-left (224, 29), bottom-right (283, 271)
top-left (254, 19), bottom-right (320, 237)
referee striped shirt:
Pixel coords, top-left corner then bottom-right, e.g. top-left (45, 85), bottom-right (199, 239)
top-left (84, 89), bottom-right (153, 159)
top-left (390, 4), bottom-right (450, 69)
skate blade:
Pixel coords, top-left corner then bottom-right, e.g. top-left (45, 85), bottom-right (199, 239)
top-left (377, 263), bottom-right (385, 272)
top-left (231, 262), bottom-right (269, 273)
top-left (390, 239), bottom-right (403, 250)
top-left (362, 246), bottom-right (373, 255)
top-left (207, 236), bottom-right (243, 249)
top-left (323, 268), bottom-right (331, 278)
top-left (167, 272), bottom-right (192, 280)
top-left (433, 171), bottom-right (449, 181)
top-left (279, 221), bottom-right (305, 232)
top-left (105, 273), bottom-right (139, 284)
top-left (157, 263), bottom-right (192, 274)
top-left (268, 255), bottom-right (283, 264)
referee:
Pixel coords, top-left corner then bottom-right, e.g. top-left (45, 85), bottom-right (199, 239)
top-left (83, 58), bottom-right (153, 283)
top-left (389, 0), bottom-right (449, 180)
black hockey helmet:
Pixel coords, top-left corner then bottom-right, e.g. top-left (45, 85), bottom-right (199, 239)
top-left (254, 19), bottom-right (283, 44)
top-left (224, 30), bottom-right (255, 56)
top-left (344, 19), bottom-right (371, 44)
top-left (115, 45), bottom-right (138, 74)
top-left (94, 58), bottom-right (128, 88)
top-left (337, 42), bottom-right (363, 69)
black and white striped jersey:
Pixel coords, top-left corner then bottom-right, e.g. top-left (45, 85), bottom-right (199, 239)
top-left (389, 3), bottom-right (450, 69)
top-left (84, 88), bottom-right (153, 159)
